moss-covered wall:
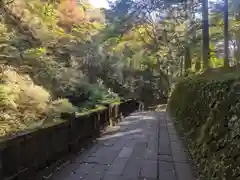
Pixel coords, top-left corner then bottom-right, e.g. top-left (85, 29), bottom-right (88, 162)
top-left (168, 74), bottom-right (240, 180)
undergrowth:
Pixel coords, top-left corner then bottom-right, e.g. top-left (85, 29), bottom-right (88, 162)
top-left (0, 66), bottom-right (120, 138)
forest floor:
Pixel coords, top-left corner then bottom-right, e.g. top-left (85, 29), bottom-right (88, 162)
top-left (37, 110), bottom-right (197, 180)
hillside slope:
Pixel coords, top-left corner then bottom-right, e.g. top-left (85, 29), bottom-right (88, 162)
top-left (0, 0), bottom-right (118, 137)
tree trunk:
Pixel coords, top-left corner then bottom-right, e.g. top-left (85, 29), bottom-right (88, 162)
top-left (202, 0), bottom-right (210, 69)
top-left (180, 56), bottom-right (184, 76)
top-left (183, 0), bottom-right (192, 73)
top-left (234, 2), bottom-right (240, 64)
top-left (224, 0), bottom-right (229, 68)
top-left (195, 60), bottom-right (201, 71)
top-left (184, 46), bottom-right (191, 72)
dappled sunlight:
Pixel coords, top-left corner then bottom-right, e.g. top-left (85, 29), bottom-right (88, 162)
top-left (120, 120), bottom-right (135, 125)
top-left (125, 112), bottom-right (157, 122)
top-left (124, 115), bottom-right (143, 120)
top-left (98, 129), bottom-right (143, 141)
top-left (124, 115), bottom-right (156, 121)
top-left (102, 125), bottom-right (121, 134)
top-left (98, 112), bottom-right (158, 142)
top-left (141, 115), bottom-right (156, 120)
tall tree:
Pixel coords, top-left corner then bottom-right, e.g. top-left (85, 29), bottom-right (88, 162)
top-left (224, 0), bottom-right (229, 67)
top-left (202, 0), bottom-right (210, 69)
top-left (232, 0), bottom-right (240, 63)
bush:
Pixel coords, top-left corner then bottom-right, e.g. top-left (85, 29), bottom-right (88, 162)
top-left (87, 80), bottom-right (120, 105)
top-left (47, 98), bottom-right (78, 120)
top-left (168, 72), bottom-right (240, 180)
top-left (0, 66), bottom-right (77, 137)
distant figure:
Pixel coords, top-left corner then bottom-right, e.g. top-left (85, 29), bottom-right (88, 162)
top-left (139, 102), bottom-right (144, 111)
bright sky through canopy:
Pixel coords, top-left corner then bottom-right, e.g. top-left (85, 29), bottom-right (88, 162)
top-left (89, 0), bottom-right (222, 9)
top-left (89, 0), bottom-right (109, 8)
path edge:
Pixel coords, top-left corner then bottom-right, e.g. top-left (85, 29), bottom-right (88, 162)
top-left (165, 107), bottom-right (203, 180)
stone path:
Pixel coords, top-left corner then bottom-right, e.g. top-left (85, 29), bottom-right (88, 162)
top-left (48, 111), bottom-right (196, 180)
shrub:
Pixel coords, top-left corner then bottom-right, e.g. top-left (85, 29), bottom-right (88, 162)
top-left (0, 66), bottom-right (77, 137)
top-left (168, 72), bottom-right (240, 180)
top-left (47, 98), bottom-right (78, 120)
top-left (87, 80), bottom-right (120, 105)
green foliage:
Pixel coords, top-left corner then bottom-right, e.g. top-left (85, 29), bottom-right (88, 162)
top-left (209, 44), bottom-right (224, 68)
top-left (2, 0), bottom-right (237, 137)
top-left (0, 0), bottom-right (123, 137)
top-left (48, 98), bottom-right (78, 120)
top-left (77, 80), bottom-right (120, 112)
top-left (168, 72), bottom-right (240, 180)
top-left (0, 66), bottom-right (77, 137)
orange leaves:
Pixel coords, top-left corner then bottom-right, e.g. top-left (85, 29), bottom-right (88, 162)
top-left (57, 0), bottom-right (85, 29)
